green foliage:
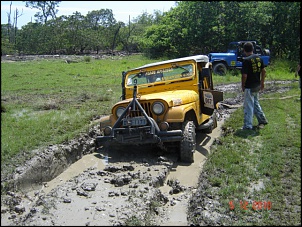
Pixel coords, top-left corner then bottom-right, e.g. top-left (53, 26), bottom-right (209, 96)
top-left (140, 24), bottom-right (174, 58)
top-left (1, 37), bottom-right (15, 55)
top-left (124, 216), bottom-right (143, 226)
top-left (1, 2), bottom-right (299, 59)
top-left (83, 56), bottom-right (91, 62)
top-left (24, 1), bottom-right (61, 24)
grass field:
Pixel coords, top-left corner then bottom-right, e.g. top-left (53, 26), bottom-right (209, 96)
top-left (1, 55), bottom-right (158, 164)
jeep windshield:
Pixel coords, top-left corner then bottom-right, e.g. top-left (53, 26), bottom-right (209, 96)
top-left (126, 63), bottom-right (194, 86)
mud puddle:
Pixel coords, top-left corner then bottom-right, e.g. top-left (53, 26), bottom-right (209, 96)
top-left (157, 120), bottom-right (224, 226)
top-left (37, 153), bottom-right (107, 195)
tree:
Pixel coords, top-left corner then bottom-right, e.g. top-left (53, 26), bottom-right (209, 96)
top-left (120, 10), bottom-right (166, 55)
top-left (3, 1), bottom-right (24, 51)
top-left (24, 1), bottom-right (61, 24)
top-left (85, 9), bottom-right (116, 29)
top-left (1, 1), bottom-right (300, 59)
top-left (140, 1), bottom-right (300, 60)
top-left (85, 9), bottom-right (117, 53)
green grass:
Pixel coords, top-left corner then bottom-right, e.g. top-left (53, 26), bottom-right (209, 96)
top-left (1, 55), bottom-right (158, 165)
top-left (193, 82), bottom-right (301, 225)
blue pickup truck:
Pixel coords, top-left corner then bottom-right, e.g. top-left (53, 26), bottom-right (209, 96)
top-left (208, 41), bottom-right (270, 75)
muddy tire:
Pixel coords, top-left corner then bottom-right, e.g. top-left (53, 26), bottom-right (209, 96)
top-left (213, 63), bottom-right (227, 75)
top-left (202, 110), bottom-right (218, 134)
top-left (179, 120), bottom-right (196, 163)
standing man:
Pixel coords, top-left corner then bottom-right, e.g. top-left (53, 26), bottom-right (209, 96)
top-left (241, 42), bottom-right (268, 130)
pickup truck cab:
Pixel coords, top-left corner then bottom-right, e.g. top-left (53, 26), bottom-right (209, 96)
top-left (209, 41), bottom-right (270, 75)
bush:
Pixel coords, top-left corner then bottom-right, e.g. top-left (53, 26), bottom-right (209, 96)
top-left (83, 56), bottom-right (91, 62)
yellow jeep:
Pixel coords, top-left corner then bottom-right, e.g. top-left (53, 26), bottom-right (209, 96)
top-left (95, 55), bottom-right (223, 163)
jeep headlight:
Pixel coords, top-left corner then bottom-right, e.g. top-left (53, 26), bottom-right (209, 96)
top-left (152, 102), bottom-right (165, 115)
top-left (116, 106), bottom-right (126, 118)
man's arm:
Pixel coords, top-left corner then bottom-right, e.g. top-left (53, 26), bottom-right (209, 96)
top-left (260, 67), bottom-right (266, 91)
top-left (241, 73), bottom-right (247, 92)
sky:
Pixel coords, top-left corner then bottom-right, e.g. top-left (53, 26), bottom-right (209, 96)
top-left (1, 1), bottom-right (176, 28)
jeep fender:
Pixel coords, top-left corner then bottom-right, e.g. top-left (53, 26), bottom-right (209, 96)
top-left (164, 103), bottom-right (197, 123)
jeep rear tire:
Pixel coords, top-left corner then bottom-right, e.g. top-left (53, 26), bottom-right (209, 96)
top-left (213, 63), bottom-right (227, 75)
top-left (179, 120), bottom-right (196, 163)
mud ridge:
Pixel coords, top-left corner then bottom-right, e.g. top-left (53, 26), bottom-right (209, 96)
top-left (2, 126), bottom-right (99, 193)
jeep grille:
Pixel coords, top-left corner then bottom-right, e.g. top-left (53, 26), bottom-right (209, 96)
top-left (130, 102), bottom-right (153, 118)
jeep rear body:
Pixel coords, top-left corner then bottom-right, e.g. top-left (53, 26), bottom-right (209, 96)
top-left (95, 55), bottom-right (223, 163)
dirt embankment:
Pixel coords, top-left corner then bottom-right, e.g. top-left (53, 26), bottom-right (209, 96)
top-left (1, 53), bottom-right (131, 63)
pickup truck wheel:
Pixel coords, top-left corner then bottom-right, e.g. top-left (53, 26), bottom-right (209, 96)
top-left (213, 63), bottom-right (227, 76)
top-left (179, 120), bottom-right (196, 163)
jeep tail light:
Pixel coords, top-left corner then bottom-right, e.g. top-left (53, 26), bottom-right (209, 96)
top-left (152, 102), bottom-right (165, 115)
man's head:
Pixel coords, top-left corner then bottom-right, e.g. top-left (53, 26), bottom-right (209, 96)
top-left (243, 42), bottom-right (254, 53)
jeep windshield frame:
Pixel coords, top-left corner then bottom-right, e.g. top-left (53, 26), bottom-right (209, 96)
top-left (227, 42), bottom-right (239, 53)
top-left (126, 63), bottom-right (194, 87)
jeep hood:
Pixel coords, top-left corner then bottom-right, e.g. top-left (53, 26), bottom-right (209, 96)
top-left (209, 53), bottom-right (235, 57)
top-left (116, 90), bottom-right (198, 107)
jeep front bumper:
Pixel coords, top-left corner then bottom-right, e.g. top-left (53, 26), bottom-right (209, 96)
top-left (95, 121), bottom-right (182, 146)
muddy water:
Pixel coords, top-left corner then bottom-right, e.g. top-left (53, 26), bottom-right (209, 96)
top-left (42, 122), bottom-right (223, 197)
top-left (40, 153), bottom-right (107, 195)
top-left (158, 122), bottom-right (223, 226)
top-left (162, 121), bottom-right (223, 191)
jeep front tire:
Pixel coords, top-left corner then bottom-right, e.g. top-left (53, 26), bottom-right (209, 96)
top-left (179, 120), bottom-right (196, 163)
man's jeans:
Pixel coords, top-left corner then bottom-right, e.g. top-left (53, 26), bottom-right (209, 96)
top-left (243, 89), bottom-right (268, 129)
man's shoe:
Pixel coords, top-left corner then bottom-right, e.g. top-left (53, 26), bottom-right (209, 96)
top-left (257, 122), bottom-right (267, 129)
top-left (242, 126), bottom-right (253, 130)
